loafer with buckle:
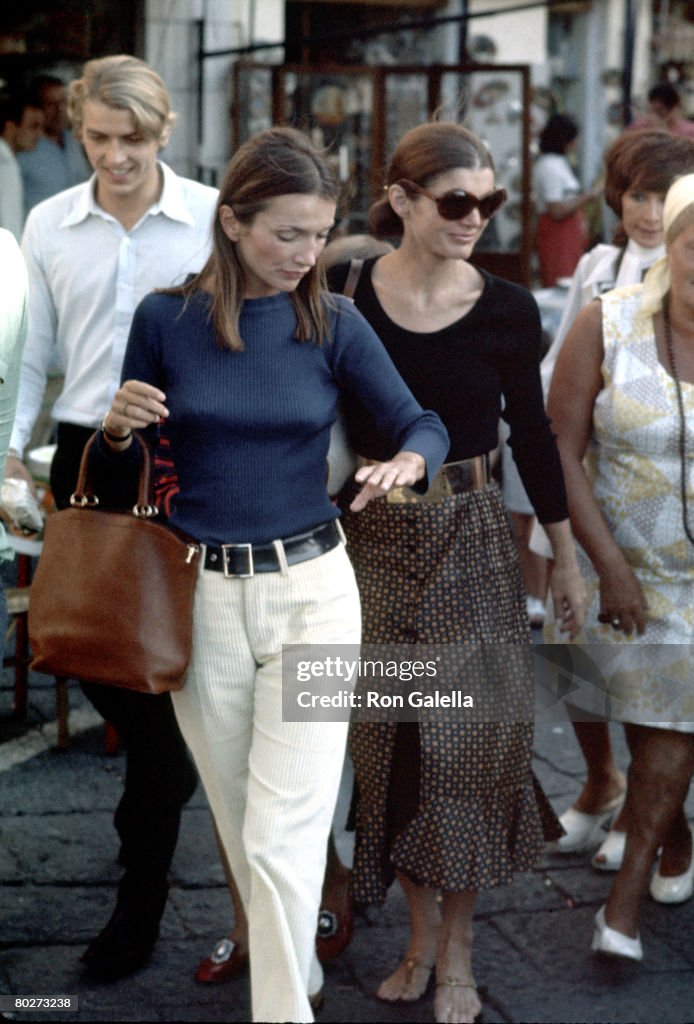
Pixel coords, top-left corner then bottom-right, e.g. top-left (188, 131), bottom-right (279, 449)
top-left (194, 936), bottom-right (249, 983)
top-left (315, 862), bottom-right (353, 963)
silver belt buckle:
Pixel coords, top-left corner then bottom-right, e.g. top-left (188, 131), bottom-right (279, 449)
top-left (221, 543), bottom-right (254, 578)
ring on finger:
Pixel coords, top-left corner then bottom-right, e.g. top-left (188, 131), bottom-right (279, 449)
top-left (611, 618), bottom-right (620, 628)
top-left (122, 400), bottom-right (129, 417)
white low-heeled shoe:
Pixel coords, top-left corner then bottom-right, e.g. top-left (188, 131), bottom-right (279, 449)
top-left (650, 825), bottom-right (694, 905)
top-left (591, 906), bottom-right (643, 961)
top-left (526, 596), bottom-right (546, 628)
top-left (592, 829), bottom-right (627, 871)
top-left (550, 793), bottom-right (625, 853)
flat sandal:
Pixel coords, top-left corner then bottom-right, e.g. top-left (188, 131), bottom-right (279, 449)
top-left (435, 977), bottom-right (482, 1023)
top-left (376, 955), bottom-right (435, 1003)
top-left (403, 956), bottom-right (435, 999)
top-left (436, 976), bottom-right (477, 991)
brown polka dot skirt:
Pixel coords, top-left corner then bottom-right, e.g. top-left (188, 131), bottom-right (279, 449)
top-left (340, 481), bottom-right (561, 902)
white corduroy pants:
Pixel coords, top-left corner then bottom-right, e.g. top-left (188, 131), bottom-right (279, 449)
top-left (172, 542), bottom-right (361, 1023)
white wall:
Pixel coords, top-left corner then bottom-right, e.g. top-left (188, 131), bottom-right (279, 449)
top-left (632, 0), bottom-right (655, 113)
top-left (605, 0), bottom-right (652, 114)
top-left (574, 2), bottom-right (609, 186)
top-left (468, 0), bottom-right (547, 65)
top-left (142, 0), bottom-right (654, 185)
top-left (144, 0), bottom-right (284, 181)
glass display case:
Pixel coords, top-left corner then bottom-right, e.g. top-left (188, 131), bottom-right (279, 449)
top-left (232, 63), bottom-right (531, 285)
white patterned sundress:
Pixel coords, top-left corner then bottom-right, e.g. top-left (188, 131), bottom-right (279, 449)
top-left (557, 284), bottom-right (694, 731)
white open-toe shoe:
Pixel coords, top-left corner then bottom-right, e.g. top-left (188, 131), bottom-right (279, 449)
top-left (649, 825), bottom-right (694, 904)
top-left (591, 905), bottom-right (643, 961)
top-left (592, 829), bottom-right (627, 871)
top-left (550, 793), bottom-right (625, 853)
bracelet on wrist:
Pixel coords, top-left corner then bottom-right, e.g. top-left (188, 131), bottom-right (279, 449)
top-left (101, 422), bottom-right (132, 444)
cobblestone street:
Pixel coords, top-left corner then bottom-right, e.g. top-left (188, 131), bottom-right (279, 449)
top-left (1, 662), bottom-right (693, 1023)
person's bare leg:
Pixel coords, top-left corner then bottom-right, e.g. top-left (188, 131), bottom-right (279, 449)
top-left (194, 821), bottom-right (249, 983)
top-left (589, 723), bottom-right (638, 869)
top-left (566, 712), bottom-right (626, 815)
top-left (325, 829), bottom-right (342, 874)
top-left (434, 890), bottom-right (481, 1024)
top-left (215, 820), bottom-right (248, 946)
top-left (623, 723), bottom-right (693, 876)
top-left (657, 808), bottom-right (693, 875)
top-left (377, 871), bottom-right (440, 1002)
top-left (605, 726), bottom-right (694, 937)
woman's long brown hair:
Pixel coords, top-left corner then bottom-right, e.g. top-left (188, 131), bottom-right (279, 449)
top-left (168, 126), bottom-right (341, 350)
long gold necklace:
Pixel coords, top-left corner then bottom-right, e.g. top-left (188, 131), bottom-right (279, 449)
top-left (663, 304), bottom-right (694, 546)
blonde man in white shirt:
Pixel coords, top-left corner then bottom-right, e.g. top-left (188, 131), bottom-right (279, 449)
top-left (5, 54), bottom-right (218, 982)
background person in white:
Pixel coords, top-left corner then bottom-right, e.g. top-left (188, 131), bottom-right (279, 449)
top-left (533, 113), bottom-right (602, 288)
top-left (0, 230), bottom-right (30, 657)
top-left (0, 95), bottom-right (43, 240)
top-left (5, 55), bottom-right (218, 981)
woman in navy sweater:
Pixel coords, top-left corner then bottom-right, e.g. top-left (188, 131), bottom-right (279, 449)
top-left (97, 127), bottom-right (448, 1023)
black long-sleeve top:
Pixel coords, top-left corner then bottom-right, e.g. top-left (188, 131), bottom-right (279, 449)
top-left (327, 258), bottom-right (568, 524)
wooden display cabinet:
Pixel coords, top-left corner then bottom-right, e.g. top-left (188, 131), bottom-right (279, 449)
top-left (232, 62), bottom-right (532, 286)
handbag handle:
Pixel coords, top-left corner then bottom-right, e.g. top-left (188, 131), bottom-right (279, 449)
top-left (70, 431), bottom-right (159, 519)
top-left (342, 258), bottom-right (364, 300)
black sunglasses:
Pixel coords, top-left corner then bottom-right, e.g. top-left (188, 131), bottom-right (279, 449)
top-left (398, 179), bottom-right (507, 220)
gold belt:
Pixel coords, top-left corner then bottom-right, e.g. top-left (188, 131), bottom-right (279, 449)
top-left (355, 455), bottom-right (491, 504)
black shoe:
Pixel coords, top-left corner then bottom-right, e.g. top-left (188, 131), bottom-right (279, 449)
top-left (81, 905), bottom-right (158, 980)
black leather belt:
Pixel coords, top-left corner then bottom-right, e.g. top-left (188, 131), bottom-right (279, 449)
top-left (204, 520), bottom-right (344, 578)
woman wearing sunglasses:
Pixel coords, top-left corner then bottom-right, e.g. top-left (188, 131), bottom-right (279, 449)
top-left (327, 121), bottom-right (585, 1024)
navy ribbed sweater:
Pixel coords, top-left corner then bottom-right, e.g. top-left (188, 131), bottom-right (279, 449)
top-left (115, 289), bottom-right (449, 546)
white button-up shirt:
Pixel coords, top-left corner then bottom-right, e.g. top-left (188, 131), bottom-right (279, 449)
top-left (11, 162), bottom-right (218, 455)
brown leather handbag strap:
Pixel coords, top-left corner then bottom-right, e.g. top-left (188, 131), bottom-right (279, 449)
top-left (342, 257), bottom-right (364, 300)
top-left (70, 431), bottom-right (156, 516)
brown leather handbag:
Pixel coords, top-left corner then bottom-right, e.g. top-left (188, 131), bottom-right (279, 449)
top-left (28, 431), bottom-right (201, 693)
